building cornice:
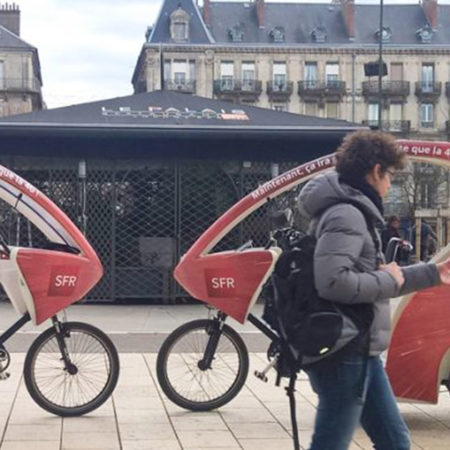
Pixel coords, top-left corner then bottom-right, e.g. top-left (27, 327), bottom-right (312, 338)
top-left (143, 43), bottom-right (450, 56)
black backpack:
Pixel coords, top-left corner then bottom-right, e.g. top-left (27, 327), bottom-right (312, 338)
top-left (263, 203), bottom-right (376, 368)
top-left (261, 203), bottom-right (378, 450)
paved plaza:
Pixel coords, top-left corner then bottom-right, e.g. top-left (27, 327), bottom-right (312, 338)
top-left (0, 303), bottom-right (448, 449)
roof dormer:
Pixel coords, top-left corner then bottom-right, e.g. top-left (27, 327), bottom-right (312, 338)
top-left (416, 24), bottom-right (433, 43)
top-left (229, 23), bottom-right (244, 42)
top-left (311, 26), bottom-right (327, 43)
top-left (375, 26), bottom-right (392, 43)
top-left (170, 5), bottom-right (190, 42)
top-left (270, 26), bottom-right (285, 43)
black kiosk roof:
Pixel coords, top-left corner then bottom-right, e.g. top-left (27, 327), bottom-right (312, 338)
top-left (0, 90), bottom-right (364, 160)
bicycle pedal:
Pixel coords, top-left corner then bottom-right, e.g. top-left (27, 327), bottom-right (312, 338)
top-left (0, 372), bottom-right (10, 380)
top-left (254, 370), bottom-right (268, 383)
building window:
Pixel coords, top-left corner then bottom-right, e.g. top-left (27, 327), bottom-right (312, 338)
top-left (273, 62), bottom-right (287, 90)
top-left (273, 103), bottom-right (288, 112)
top-left (241, 62), bottom-right (255, 90)
top-left (325, 63), bottom-right (339, 87)
top-left (304, 62), bottom-right (317, 88)
top-left (421, 63), bottom-right (435, 92)
top-left (173, 23), bottom-right (187, 40)
top-left (389, 104), bottom-right (403, 131)
top-left (326, 102), bottom-right (339, 119)
top-left (390, 63), bottom-right (403, 81)
top-left (220, 61), bottom-right (234, 89)
top-left (164, 59), bottom-right (195, 88)
top-left (173, 60), bottom-right (187, 84)
top-left (304, 102), bottom-right (318, 116)
top-left (0, 100), bottom-right (4, 117)
top-left (169, 7), bottom-right (190, 42)
top-left (0, 61), bottom-right (3, 89)
top-left (421, 103), bottom-right (434, 128)
top-left (368, 103), bottom-right (379, 123)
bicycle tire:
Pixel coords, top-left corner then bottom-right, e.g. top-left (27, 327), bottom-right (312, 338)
top-left (24, 321), bottom-right (119, 417)
top-left (156, 319), bottom-right (249, 411)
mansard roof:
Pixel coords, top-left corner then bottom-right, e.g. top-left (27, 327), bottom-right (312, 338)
top-left (147, 0), bottom-right (214, 44)
top-left (205, 2), bottom-right (450, 46)
top-left (0, 25), bottom-right (42, 82)
top-left (146, 1), bottom-right (450, 47)
top-left (354, 4), bottom-right (450, 46)
top-left (0, 24), bottom-right (36, 50)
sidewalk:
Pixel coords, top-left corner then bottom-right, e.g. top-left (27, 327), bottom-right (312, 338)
top-left (0, 303), bottom-right (448, 449)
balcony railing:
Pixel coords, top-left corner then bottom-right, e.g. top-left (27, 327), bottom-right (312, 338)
top-left (0, 77), bottom-right (41, 93)
top-left (415, 81), bottom-right (441, 101)
top-left (362, 120), bottom-right (411, 135)
top-left (266, 81), bottom-right (293, 100)
top-left (164, 79), bottom-right (196, 94)
top-left (298, 80), bottom-right (346, 97)
top-left (445, 82), bottom-right (450, 98)
top-left (362, 81), bottom-right (410, 99)
top-left (213, 79), bottom-right (263, 100)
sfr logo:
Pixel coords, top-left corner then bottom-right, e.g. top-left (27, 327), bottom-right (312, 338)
top-left (211, 277), bottom-right (235, 289)
top-left (205, 269), bottom-right (236, 297)
top-left (55, 275), bottom-right (77, 288)
top-left (48, 266), bottom-right (79, 296)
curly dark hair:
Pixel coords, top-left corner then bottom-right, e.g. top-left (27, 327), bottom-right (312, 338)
top-left (335, 130), bottom-right (406, 179)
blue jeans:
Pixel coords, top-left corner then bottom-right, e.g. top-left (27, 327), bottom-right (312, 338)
top-left (305, 354), bottom-right (410, 450)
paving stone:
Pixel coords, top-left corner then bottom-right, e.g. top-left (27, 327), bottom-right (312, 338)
top-left (0, 442), bottom-right (60, 450)
top-left (62, 432), bottom-right (120, 449)
top-left (119, 422), bottom-right (177, 440)
top-left (63, 416), bottom-right (117, 433)
top-left (3, 423), bottom-right (61, 441)
top-left (220, 407), bottom-right (276, 424)
top-left (227, 421), bottom-right (290, 439)
top-left (239, 438), bottom-right (297, 450)
top-left (171, 413), bottom-right (227, 431)
top-left (176, 430), bottom-right (239, 448)
top-left (122, 440), bottom-right (182, 450)
top-left (116, 407), bottom-right (171, 424)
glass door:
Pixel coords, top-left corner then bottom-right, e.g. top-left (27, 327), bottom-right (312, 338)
top-left (421, 64), bottom-right (434, 92)
top-left (304, 62), bottom-right (317, 89)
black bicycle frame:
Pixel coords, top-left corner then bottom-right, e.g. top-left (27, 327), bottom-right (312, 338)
top-left (0, 312), bottom-right (31, 346)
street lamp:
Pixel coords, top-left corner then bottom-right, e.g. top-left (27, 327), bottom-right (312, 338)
top-left (378, 0), bottom-right (384, 128)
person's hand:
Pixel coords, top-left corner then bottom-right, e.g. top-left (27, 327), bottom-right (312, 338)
top-left (436, 260), bottom-right (450, 284)
top-left (380, 262), bottom-right (405, 288)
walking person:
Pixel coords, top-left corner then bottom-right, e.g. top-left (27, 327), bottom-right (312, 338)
top-left (381, 214), bottom-right (402, 254)
top-left (298, 130), bottom-right (450, 450)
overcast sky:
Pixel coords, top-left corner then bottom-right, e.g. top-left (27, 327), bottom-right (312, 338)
top-left (14, 0), bottom-right (450, 108)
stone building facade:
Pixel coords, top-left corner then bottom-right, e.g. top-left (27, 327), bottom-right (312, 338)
top-left (132, 0), bottom-right (450, 141)
top-left (0, 3), bottom-right (43, 117)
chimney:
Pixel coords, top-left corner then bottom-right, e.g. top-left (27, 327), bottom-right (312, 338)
top-left (340, 0), bottom-right (355, 41)
top-left (0, 2), bottom-right (20, 36)
top-left (255, 0), bottom-right (264, 28)
top-left (202, 0), bottom-right (211, 26)
top-left (422, 0), bottom-right (438, 31)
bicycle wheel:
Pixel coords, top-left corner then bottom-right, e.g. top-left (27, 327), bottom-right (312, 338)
top-left (156, 319), bottom-right (249, 411)
top-left (24, 321), bottom-right (119, 417)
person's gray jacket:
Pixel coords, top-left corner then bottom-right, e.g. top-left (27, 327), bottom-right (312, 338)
top-left (298, 171), bottom-right (440, 355)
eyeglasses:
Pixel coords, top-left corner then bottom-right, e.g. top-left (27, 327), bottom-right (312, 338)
top-left (386, 169), bottom-right (395, 178)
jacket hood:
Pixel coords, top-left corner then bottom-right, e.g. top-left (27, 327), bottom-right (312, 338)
top-left (298, 171), bottom-right (384, 227)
